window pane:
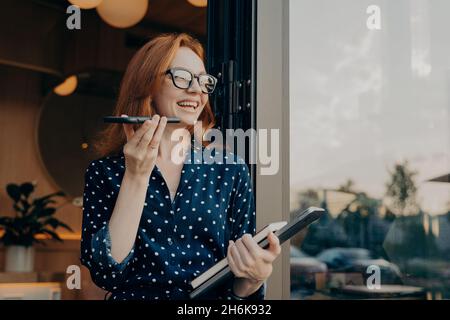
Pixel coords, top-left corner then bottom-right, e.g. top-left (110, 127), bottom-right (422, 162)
top-left (289, 0), bottom-right (450, 300)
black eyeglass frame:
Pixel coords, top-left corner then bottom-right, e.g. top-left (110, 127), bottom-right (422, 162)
top-left (165, 67), bottom-right (218, 94)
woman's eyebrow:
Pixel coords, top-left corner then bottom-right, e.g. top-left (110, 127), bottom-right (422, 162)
top-left (173, 66), bottom-right (207, 75)
top-left (191, 69), bottom-right (207, 75)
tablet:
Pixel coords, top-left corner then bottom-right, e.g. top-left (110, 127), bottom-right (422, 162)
top-left (190, 221), bottom-right (288, 290)
top-left (188, 206), bottom-right (326, 299)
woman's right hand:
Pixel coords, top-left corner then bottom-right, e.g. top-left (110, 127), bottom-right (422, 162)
top-left (121, 114), bottom-right (167, 179)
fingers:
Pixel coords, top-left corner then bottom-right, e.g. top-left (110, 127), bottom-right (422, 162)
top-left (228, 241), bottom-right (248, 278)
top-left (122, 115), bottom-right (167, 150)
top-left (230, 240), bottom-right (246, 271)
top-left (228, 235), bottom-right (281, 282)
top-left (235, 238), bottom-right (255, 268)
top-left (147, 116), bottom-right (167, 150)
top-left (121, 115), bottom-right (135, 142)
top-left (227, 241), bottom-right (245, 278)
top-left (123, 118), bottom-right (151, 146)
top-left (267, 232), bottom-right (282, 257)
top-left (240, 233), bottom-right (274, 263)
top-left (137, 115), bottom-right (160, 149)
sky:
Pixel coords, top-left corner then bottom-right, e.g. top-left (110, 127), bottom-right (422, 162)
top-left (289, 0), bottom-right (449, 215)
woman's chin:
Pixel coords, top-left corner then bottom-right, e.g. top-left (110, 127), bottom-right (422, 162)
top-left (177, 114), bottom-right (200, 126)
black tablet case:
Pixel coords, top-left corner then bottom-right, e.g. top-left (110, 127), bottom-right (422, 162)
top-left (189, 206), bottom-right (326, 299)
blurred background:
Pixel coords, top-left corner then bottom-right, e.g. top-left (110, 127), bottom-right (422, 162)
top-left (0, 0), bottom-right (207, 300)
top-left (0, 0), bottom-right (448, 301)
top-left (289, 0), bottom-right (449, 300)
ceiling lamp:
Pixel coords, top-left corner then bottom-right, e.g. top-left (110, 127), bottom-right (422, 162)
top-left (96, 0), bottom-right (148, 29)
top-left (187, 0), bottom-right (207, 8)
top-left (54, 75), bottom-right (78, 96)
top-left (68, 0), bottom-right (103, 9)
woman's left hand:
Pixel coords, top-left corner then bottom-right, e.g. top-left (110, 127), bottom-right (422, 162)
top-left (227, 232), bottom-right (281, 283)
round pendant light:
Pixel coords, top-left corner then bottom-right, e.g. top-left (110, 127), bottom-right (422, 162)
top-left (96, 0), bottom-right (148, 29)
top-left (54, 75), bottom-right (78, 96)
top-left (68, 0), bottom-right (103, 10)
top-left (187, 0), bottom-right (207, 8)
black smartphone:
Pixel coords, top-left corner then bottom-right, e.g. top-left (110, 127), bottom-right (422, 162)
top-left (103, 116), bottom-right (181, 124)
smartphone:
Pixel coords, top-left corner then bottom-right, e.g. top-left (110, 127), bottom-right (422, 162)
top-left (103, 116), bottom-right (181, 124)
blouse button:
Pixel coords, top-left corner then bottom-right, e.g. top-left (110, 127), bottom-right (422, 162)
top-left (168, 239), bottom-right (173, 246)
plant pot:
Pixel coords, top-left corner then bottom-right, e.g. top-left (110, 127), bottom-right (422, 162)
top-left (5, 245), bottom-right (35, 272)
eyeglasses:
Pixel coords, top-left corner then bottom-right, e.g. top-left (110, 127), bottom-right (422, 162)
top-left (165, 68), bottom-right (218, 94)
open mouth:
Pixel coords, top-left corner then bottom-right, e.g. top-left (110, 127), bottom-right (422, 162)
top-left (177, 100), bottom-right (199, 110)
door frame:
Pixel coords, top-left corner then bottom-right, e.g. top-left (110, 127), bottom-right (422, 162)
top-left (256, 0), bottom-right (290, 299)
top-left (207, 0), bottom-right (291, 299)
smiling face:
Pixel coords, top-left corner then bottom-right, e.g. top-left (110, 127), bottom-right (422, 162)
top-left (151, 47), bottom-right (209, 126)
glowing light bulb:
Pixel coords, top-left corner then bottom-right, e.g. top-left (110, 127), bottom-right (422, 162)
top-left (97, 0), bottom-right (148, 28)
top-left (187, 0), bottom-right (207, 7)
top-left (54, 75), bottom-right (78, 96)
top-left (68, 0), bottom-right (103, 9)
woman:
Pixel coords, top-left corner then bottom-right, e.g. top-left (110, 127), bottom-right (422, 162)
top-left (80, 33), bottom-right (281, 300)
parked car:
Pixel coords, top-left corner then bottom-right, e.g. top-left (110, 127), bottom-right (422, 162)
top-left (316, 247), bottom-right (371, 270)
top-left (290, 247), bottom-right (328, 291)
top-left (316, 247), bottom-right (403, 284)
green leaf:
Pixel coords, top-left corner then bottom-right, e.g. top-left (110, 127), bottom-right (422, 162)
top-left (40, 229), bottom-right (63, 242)
top-left (13, 203), bottom-right (26, 215)
top-left (32, 192), bottom-right (66, 206)
top-left (6, 184), bottom-right (21, 202)
top-left (36, 207), bottom-right (56, 218)
top-left (43, 218), bottom-right (73, 232)
top-left (19, 199), bottom-right (31, 215)
top-left (45, 218), bottom-right (59, 228)
top-left (19, 183), bottom-right (34, 198)
top-left (2, 185), bottom-right (68, 245)
top-left (56, 221), bottom-right (73, 232)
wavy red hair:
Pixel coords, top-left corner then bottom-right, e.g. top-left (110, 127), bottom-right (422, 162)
top-left (92, 33), bottom-right (216, 158)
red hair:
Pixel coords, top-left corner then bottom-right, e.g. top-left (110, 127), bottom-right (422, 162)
top-left (92, 33), bottom-right (216, 158)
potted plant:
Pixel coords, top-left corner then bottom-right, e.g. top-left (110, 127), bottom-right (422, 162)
top-left (0, 181), bottom-right (73, 272)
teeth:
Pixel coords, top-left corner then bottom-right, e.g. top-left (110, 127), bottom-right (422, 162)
top-left (177, 101), bottom-right (198, 108)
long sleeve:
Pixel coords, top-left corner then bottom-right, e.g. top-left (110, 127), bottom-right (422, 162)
top-left (224, 160), bottom-right (266, 300)
top-left (230, 160), bottom-right (256, 241)
top-left (80, 160), bottom-right (135, 292)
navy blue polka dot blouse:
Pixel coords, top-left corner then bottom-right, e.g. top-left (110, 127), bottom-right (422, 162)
top-left (80, 141), bottom-right (265, 300)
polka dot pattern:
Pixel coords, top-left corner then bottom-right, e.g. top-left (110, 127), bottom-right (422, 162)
top-left (80, 142), bottom-right (264, 300)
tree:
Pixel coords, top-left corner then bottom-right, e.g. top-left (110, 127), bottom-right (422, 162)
top-left (295, 189), bottom-right (321, 213)
top-left (385, 160), bottom-right (419, 216)
top-left (338, 179), bottom-right (357, 193)
top-left (290, 189), bottom-right (322, 248)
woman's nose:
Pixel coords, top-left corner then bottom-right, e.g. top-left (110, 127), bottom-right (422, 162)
top-left (187, 77), bottom-right (202, 94)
